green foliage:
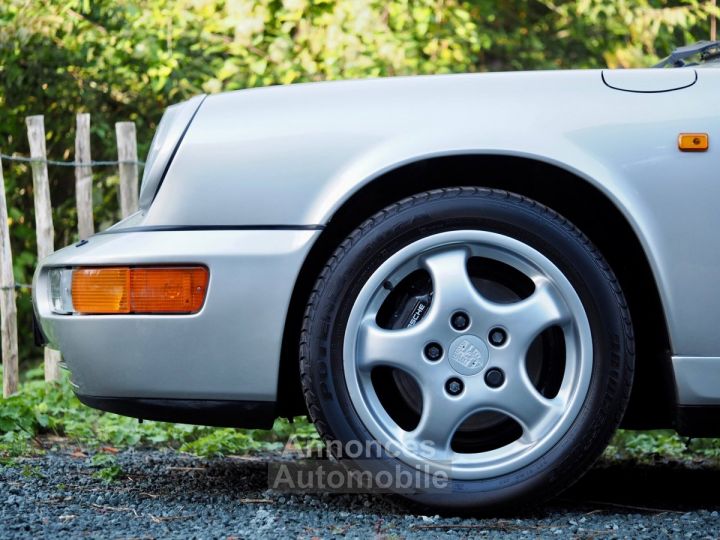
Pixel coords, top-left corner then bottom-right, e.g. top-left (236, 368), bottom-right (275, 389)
top-left (180, 429), bottom-right (283, 457)
top-left (0, 365), bottom-right (320, 458)
top-left (90, 453), bottom-right (123, 482)
top-left (606, 429), bottom-right (720, 462)
top-left (92, 464), bottom-right (123, 483)
top-left (20, 464), bottom-right (45, 479)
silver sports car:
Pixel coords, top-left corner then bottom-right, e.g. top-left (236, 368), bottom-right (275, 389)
top-left (33, 42), bottom-right (720, 509)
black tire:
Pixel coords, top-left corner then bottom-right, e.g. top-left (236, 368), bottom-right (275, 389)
top-left (300, 187), bottom-right (634, 510)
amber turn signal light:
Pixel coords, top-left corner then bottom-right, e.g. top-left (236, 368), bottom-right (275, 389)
top-left (71, 266), bottom-right (208, 314)
top-left (678, 133), bottom-right (709, 152)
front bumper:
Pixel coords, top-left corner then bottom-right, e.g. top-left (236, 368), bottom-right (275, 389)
top-left (33, 229), bottom-right (319, 402)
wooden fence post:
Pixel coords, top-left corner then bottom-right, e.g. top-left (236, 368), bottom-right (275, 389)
top-left (116, 122), bottom-right (139, 218)
top-left (0, 156), bottom-right (19, 397)
top-left (25, 115), bottom-right (61, 383)
top-left (75, 113), bottom-right (94, 239)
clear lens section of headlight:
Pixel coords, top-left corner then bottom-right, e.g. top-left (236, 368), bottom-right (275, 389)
top-left (49, 268), bottom-right (74, 314)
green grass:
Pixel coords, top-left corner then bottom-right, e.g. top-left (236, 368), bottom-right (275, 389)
top-left (90, 453), bottom-right (123, 482)
top-left (3, 365), bottom-right (720, 463)
top-left (605, 429), bottom-right (720, 463)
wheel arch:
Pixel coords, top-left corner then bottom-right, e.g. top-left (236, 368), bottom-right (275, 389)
top-left (277, 154), bottom-right (674, 429)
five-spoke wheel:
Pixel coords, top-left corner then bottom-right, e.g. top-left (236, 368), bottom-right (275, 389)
top-left (301, 188), bottom-right (634, 509)
top-left (345, 231), bottom-right (592, 478)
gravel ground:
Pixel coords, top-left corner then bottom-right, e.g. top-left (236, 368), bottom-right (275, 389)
top-left (2, 447), bottom-right (720, 539)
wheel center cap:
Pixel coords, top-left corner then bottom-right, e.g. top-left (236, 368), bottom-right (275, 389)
top-left (448, 335), bottom-right (489, 376)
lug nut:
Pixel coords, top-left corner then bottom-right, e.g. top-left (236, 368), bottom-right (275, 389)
top-left (489, 327), bottom-right (508, 347)
top-left (445, 377), bottom-right (464, 396)
top-left (424, 342), bottom-right (443, 361)
top-left (451, 311), bottom-right (470, 331)
top-left (485, 368), bottom-right (505, 388)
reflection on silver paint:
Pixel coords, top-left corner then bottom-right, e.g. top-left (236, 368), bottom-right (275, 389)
top-left (129, 69), bottom-right (720, 358)
top-left (672, 357), bottom-right (720, 405)
top-left (138, 94), bottom-right (206, 210)
top-left (33, 230), bottom-right (318, 400)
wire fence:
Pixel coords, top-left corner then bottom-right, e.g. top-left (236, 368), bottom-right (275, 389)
top-left (0, 153), bottom-right (145, 292)
top-left (2, 114), bottom-right (144, 393)
top-left (0, 153), bottom-right (144, 168)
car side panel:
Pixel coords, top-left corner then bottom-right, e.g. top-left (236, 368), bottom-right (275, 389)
top-left (142, 70), bottom-right (720, 357)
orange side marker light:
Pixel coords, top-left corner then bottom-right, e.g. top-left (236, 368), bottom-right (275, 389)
top-left (678, 133), bottom-right (709, 152)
